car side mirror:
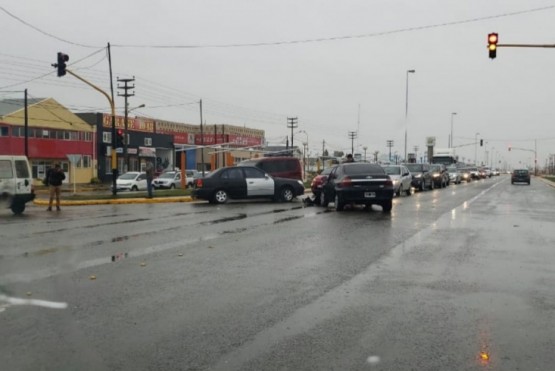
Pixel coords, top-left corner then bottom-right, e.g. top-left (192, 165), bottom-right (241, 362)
top-left (403, 172), bottom-right (409, 176)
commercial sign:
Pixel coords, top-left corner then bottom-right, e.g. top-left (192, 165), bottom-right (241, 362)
top-left (102, 114), bottom-right (154, 133)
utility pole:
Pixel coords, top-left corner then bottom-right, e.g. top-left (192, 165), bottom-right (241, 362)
top-left (322, 140), bottom-right (326, 170)
top-left (348, 131), bottom-right (357, 155)
top-left (387, 140), bottom-right (394, 162)
top-left (24, 89), bottom-right (28, 157)
top-left (200, 99), bottom-right (204, 176)
top-left (287, 117), bottom-right (298, 152)
top-left (117, 77), bottom-right (135, 173)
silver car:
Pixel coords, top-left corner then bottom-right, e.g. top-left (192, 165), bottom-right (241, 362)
top-left (382, 165), bottom-right (413, 196)
top-left (446, 166), bottom-right (462, 184)
top-left (152, 171), bottom-right (183, 189)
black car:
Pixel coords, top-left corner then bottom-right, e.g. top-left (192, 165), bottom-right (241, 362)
top-left (511, 169), bottom-right (531, 185)
top-left (320, 163), bottom-right (394, 212)
top-left (192, 166), bottom-right (305, 204)
top-left (405, 163), bottom-right (434, 191)
top-left (430, 164), bottom-right (449, 188)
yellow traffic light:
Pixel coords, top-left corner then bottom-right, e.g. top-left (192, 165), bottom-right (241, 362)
top-left (488, 33), bottom-right (498, 59)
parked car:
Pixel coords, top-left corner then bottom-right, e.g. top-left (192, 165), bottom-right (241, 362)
top-left (511, 169), bottom-right (531, 185)
top-left (186, 169), bottom-right (200, 187)
top-left (310, 166), bottom-right (335, 205)
top-left (114, 172), bottom-right (147, 191)
top-left (0, 155), bottom-right (35, 214)
top-left (238, 156), bottom-right (303, 180)
top-left (152, 171), bottom-right (183, 189)
top-left (430, 164), bottom-right (449, 188)
top-left (192, 166), bottom-right (305, 204)
top-left (405, 163), bottom-right (434, 191)
top-left (320, 162), bottom-right (394, 212)
top-left (446, 165), bottom-right (462, 184)
top-left (382, 165), bottom-right (412, 197)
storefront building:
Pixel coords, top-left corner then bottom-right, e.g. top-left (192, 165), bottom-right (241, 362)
top-left (0, 98), bottom-right (96, 185)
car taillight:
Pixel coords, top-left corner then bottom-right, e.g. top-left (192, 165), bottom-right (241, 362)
top-left (340, 176), bottom-right (352, 187)
top-left (195, 179), bottom-right (203, 188)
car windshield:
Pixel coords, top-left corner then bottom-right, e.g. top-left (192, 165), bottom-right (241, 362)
top-left (406, 164), bottom-right (423, 172)
top-left (158, 172), bottom-right (176, 179)
top-left (383, 166), bottom-right (401, 175)
top-left (514, 170), bottom-right (529, 175)
top-left (119, 173), bottom-right (138, 180)
top-left (447, 167), bottom-right (458, 172)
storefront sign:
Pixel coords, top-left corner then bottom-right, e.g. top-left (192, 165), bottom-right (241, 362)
top-left (102, 114), bottom-right (154, 133)
top-left (139, 146), bottom-right (156, 157)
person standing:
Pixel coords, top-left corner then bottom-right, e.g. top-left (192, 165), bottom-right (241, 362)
top-left (343, 154), bottom-right (354, 163)
top-left (145, 160), bottom-right (154, 198)
top-left (46, 163), bottom-right (66, 211)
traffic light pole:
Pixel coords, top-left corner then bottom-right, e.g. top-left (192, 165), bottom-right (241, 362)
top-left (65, 70), bottom-right (118, 195)
top-left (496, 43), bottom-right (555, 48)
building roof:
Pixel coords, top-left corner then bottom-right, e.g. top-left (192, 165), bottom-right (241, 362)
top-left (0, 97), bottom-right (93, 132)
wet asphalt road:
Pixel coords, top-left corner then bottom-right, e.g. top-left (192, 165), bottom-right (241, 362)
top-left (1, 176), bottom-right (554, 370)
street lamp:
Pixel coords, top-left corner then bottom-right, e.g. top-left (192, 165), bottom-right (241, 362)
top-left (124, 103), bottom-right (146, 172)
top-left (297, 130), bottom-right (308, 179)
top-left (450, 112), bottom-right (457, 148)
top-left (404, 69), bottom-right (416, 162)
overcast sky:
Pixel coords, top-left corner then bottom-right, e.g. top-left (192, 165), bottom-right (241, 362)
top-left (1, 0), bottom-right (555, 168)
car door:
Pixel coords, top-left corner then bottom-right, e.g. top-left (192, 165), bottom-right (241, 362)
top-left (175, 172), bottom-right (182, 188)
top-left (220, 168), bottom-right (247, 199)
top-left (322, 166), bottom-right (339, 200)
top-left (401, 166), bottom-right (412, 189)
top-left (243, 167), bottom-right (274, 197)
top-left (136, 173), bottom-right (147, 190)
top-left (0, 159), bottom-right (16, 197)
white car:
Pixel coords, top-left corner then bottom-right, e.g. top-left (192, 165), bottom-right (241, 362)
top-left (114, 172), bottom-right (147, 191)
top-left (382, 165), bottom-right (413, 197)
top-left (0, 155), bottom-right (35, 214)
top-left (153, 171), bottom-right (183, 189)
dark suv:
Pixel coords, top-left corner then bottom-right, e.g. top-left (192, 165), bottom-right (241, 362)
top-left (238, 157), bottom-right (302, 181)
top-left (405, 163), bottom-right (434, 191)
top-left (511, 169), bottom-right (530, 185)
top-left (430, 164), bottom-right (449, 188)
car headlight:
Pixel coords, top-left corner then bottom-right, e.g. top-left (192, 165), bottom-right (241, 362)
top-left (297, 180), bottom-right (304, 187)
top-left (414, 174), bottom-right (422, 178)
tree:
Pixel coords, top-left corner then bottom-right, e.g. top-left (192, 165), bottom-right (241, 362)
top-left (333, 150), bottom-right (344, 157)
top-left (373, 151), bottom-right (380, 163)
top-left (323, 149), bottom-right (329, 157)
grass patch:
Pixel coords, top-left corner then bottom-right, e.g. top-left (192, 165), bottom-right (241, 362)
top-left (63, 189), bottom-right (192, 201)
top-left (543, 176), bottom-right (555, 183)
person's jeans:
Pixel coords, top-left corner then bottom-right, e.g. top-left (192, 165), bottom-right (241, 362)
top-left (147, 179), bottom-right (153, 197)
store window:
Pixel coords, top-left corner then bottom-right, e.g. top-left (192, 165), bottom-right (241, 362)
top-left (1, 126), bottom-right (10, 136)
top-left (103, 132), bottom-right (112, 144)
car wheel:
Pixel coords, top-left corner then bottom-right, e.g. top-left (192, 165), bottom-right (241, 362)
top-left (279, 186), bottom-right (294, 202)
top-left (382, 199), bottom-right (392, 213)
top-left (131, 185), bottom-right (138, 191)
top-left (405, 186), bottom-right (412, 196)
top-left (335, 194), bottom-right (345, 211)
top-left (213, 189), bottom-right (228, 204)
top-left (320, 191), bottom-right (329, 207)
top-left (528, 181), bottom-right (531, 185)
top-left (419, 182), bottom-right (424, 192)
top-left (170, 184), bottom-right (175, 189)
top-left (429, 180), bottom-right (434, 190)
top-left (10, 201), bottom-right (25, 215)
top-left (396, 186), bottom-right (402, 197)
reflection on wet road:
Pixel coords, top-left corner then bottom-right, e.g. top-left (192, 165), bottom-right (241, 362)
top-left (1, 176), bottom-right (555, 370)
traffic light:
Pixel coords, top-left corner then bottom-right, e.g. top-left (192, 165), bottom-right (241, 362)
top-left (116, 129), bottom-right (125, 148)
top-left (480, 139), bottom-right (484, 146)
top-left (488, 33), bottom-right (498, 59)
top-left (56, 52), bottom-right (69, 77)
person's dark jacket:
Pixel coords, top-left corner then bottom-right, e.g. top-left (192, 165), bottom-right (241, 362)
top-left (47, 168), bottom-right (66, 186)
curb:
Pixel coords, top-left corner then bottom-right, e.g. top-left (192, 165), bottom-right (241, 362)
top-left (33, 196), bottom-right (194, 206)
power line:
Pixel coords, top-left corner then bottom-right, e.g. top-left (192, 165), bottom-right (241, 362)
top-left (2, 4), bottom-right (554, 49)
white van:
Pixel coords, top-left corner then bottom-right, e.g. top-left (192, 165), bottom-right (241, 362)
top-left (0, 156), bottom-right (36, 214)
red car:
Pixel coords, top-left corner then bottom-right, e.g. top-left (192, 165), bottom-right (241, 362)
top-left (310, 167), bottom-right (335, 205)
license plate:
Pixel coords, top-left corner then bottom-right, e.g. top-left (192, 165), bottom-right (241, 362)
top-left (364, 192), bottom-right (376, 198)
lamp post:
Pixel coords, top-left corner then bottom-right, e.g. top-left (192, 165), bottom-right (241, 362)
top-left (474, 132), bottom-right (480, 165)
top-left (363, 146), bottom-right (368, 161)
top-left (297, 130), bottom-right (308, 179)
top-left (124, 103), bottom-right (145, 172)
top-left (450, 112), bottom-right (457, 148)
top-left (404, 69), bottom-right (416, 162)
